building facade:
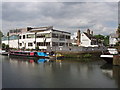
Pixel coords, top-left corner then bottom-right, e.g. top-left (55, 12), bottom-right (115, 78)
top-left (72, 29), bottom-right (98, 47)
top-left (109, 33), bottom-right (118, 46)
top-left (2, 26), bottom-right (71, 50)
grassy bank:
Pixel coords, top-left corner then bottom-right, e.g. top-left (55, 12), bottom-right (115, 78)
top-left (57, 51), bottom-right (102, 62)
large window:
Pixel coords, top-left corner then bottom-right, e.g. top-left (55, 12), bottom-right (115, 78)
top-left (52, 33), bottom-right (59, 38)
top-left (37, 33), bottom-right (51, 38)
top-left (60, 34), bottom-right (65, 38)
top-left (59, 42), bottom-right (65, 46)
top-left (37, 42), bottom-right (50, 46)
top-left (66, 35), bottom-right (70, 39)
top-left (27, 34), bottom-right (35, 38)
top-left (28, 43), bottom-right (33, 46)
top-left (52, 42), bottom-right (58, 46)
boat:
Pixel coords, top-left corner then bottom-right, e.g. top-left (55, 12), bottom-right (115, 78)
top-left (100, 48), bottom-right (118, 63)
top-left (49, 53), bottom-right (64, 60)
top-left (9, 50), bottom-right (49, 58)
top-left (0, 50), bottom-right (9, 56)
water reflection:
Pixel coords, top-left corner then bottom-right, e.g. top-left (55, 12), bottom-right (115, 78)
top-left (100, 63), bottom-right (120, 88)
top-left (2, 55), bottom-right (119, 88)
top-left (9, 56), bottom-right (62, 65)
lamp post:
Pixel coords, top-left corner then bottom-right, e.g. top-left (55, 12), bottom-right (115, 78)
top-left (7, 32), bottom-right (9, 51)
top-left (18, 34), bottom-right (19, 50)
top-left (34, 32), bottom-right (37, 50)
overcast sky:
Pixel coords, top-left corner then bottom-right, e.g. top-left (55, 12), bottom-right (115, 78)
top-left (1, 0), bottom-right (119, 36)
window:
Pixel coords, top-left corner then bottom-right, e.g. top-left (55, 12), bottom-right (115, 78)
top-left (52, 33), bottom-right (59, 38)
top-left (19, 36), bottom-right (22, 39)
top-left (27, 34), bottom-right (35, 38)
top-left (23, 35), bottom-right (25, 39)
top-left (28, 43), bottom-right (33, 46)
top-left (36, 34), bottom-right (45, 38)
top-left (60, 34), bottom-right (65, 38)
top-left (37, 42), bottom-right (50, 46)
top-left (66, 35), bottom-right (70, 39)
top-left (52, 42), bottom-right (58, 46)
top-left (69, 43), bottom-right (72, 46)
top-left (37, 42), bottom-right (44, 46)
top-left (66, 43), bottom-right (68, 46)
top-left (59, 43), bottom-right (65, 46)
top-left (19, 43), bottom-right (22, 46)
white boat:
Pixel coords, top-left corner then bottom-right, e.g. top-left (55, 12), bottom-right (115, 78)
top-left (100, 48), bottom-right (118, 63)
top-left (0, 50), bottom-right (9, 56)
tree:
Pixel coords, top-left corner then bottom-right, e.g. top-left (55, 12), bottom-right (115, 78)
top-left (0, 30), bottom-right (3, 46)
top-left (104, 36), bottom-right (109, 46)
top-left (2, 43), bottom-right (6, 50)
top-left (117, 24), bottom-right (120, 38)
top-left (94, 34), bottom-right (105, 40)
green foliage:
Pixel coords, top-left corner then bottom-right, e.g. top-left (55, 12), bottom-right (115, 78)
top-left (26, 48), bottom-right (30, 51)
top-left (83, 54), bottom-right (92, 58)
top-left (94, 34), bottom-right (105, 40)
top-left (2, 43), bottom-right (6, 49)
top-left (115, 41), bottom-right (120, 46)
top-left (117, 24), bottom-right (120, 38)
top-left (104, 36), bottom-right (109, 46)
top-left (35, 47), bottom-right (39, 51)
top-left (6, 45), bottom-right (9, 51)
top-left (0, 31), bottom-right (3, 45)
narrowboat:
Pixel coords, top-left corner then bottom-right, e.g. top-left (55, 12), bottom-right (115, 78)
top-left (9, 50), bottom-right (49, 58)
top-left (100, 48), bottom-right (118, 63)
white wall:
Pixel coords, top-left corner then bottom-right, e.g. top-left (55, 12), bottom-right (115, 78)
top-left (81, 33), bottom-right (91, 47)
top-left (109, 36), bottom-right (118, 45)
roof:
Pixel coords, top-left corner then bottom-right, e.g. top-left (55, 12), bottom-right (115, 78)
top-left (30, 26), bottom-right (71, 34)
top-left (83, 32), bottom-right (96, 40)
top-left (29, 26), bottom-right (53, 32)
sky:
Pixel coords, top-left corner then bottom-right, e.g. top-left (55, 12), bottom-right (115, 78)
top-left (1, 0), bottom-right (119, 37)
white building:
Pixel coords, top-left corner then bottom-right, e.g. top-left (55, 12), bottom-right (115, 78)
top-left (72, 29), bottom-right (98, 47)
top-left (2, 26), bottom-right (71, 50)
top-left (109, 33), bottom-right (118, 46)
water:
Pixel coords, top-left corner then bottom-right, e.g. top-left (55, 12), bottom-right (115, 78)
top-left (1, 55), bottom-right (120, 88)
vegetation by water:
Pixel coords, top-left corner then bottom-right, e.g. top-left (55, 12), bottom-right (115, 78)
top-left (63, 53), bottom-right (102, 62)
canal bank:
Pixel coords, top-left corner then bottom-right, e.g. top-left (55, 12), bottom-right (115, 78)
top-left (57, 51), bottom-right (101, 58)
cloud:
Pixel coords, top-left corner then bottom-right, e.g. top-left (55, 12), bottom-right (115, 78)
top-left (2, 2), bottom-right (118, 36)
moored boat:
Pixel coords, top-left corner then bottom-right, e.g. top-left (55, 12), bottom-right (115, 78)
top-left (49, 53), bottom-right (64, 60)
top-left (0, 50), bottom-right (9, 56)
top-left (9, 50), bottom-right (49, 58)
top-left (100, 48), bottom-right (118, 63)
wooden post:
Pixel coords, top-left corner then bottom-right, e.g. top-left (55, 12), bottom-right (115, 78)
top-left (113, 55), bottom-right (120, 65)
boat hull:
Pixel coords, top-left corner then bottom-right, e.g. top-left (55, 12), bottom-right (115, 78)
top-left (101, 57), bottom-right (113, 63)
top-left (100, 55), bottom-right (113, 63)
top-left (9, 53), bottom-right (49, 58)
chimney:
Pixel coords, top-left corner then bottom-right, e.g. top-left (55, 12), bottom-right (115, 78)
top-left (91, 31), bottom-right (93, 36)
top-left (77, 30), bottom-right (81, 46)
top-left (27, 27), bottom-right (32, 31)
top-left (87, 29), bottom-right (90, 35)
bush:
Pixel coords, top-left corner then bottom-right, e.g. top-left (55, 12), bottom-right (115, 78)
top-left (83, 54), bottom-right (92, 58)
top-left (2, 43), bottom-right (6, 50)
top-left (35, 47), bottom-right (39, 51)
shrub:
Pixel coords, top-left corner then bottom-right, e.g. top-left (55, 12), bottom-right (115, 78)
top-left (83, 54), bottom-right (92, 58)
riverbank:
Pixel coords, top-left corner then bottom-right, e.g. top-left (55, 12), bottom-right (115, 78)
top-left (57, 51), bottom-right (101, 58)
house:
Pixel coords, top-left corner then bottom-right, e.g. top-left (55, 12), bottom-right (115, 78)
top-left (72, 29), bottom-right (98, 47)
top-left (2, 26), bottom-right (71, 50)
top-left (109, 33), bottom-right (118, 46)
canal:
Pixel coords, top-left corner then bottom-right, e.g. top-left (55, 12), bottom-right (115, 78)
top-left (1, 55), bottom-right (120, 88)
